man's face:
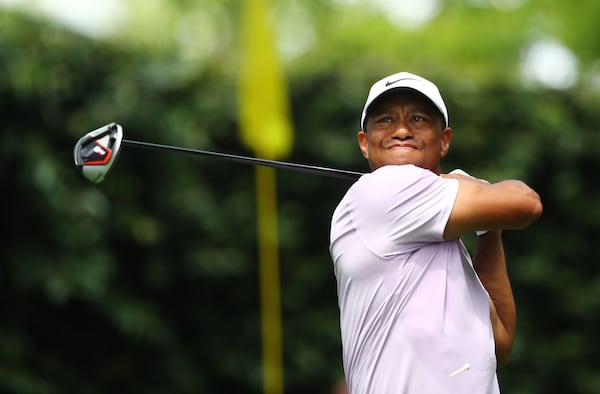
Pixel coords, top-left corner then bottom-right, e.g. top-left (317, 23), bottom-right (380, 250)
top-left (358, 91), bottom-right (452, 174)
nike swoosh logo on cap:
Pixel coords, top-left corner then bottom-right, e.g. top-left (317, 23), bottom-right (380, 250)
top-left (385, 77), bottom-right (418, 87)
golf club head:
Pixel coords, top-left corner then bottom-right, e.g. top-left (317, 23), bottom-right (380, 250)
top-left (73, 122), bottom-right (123, 183)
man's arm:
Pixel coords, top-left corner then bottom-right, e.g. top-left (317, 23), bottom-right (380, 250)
top-left (441, 174), bottom-right (542, 240)
top-left (441, 171), bottom-right (541, 367)
top-left (473, 230), bottom-right (515, 367)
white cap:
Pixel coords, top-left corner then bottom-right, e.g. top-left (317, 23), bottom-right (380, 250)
top-left (360, 72), bottom-right (449, 130)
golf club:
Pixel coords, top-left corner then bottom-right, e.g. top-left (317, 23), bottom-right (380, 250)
top-left (73, 122), bottom-right (364, 183)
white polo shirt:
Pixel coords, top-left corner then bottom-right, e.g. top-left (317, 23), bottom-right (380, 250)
top-left (330, 165), bottom-right (499, 394)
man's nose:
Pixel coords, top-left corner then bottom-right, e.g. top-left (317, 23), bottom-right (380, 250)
top-left (390, 121), bottom-right (412, 138)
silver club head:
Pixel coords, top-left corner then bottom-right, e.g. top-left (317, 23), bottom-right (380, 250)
top-left (73, 122), bottom-right (123, 183)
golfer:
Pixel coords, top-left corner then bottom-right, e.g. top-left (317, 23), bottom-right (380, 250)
top-left (330, 72), bottom-right (542, 393)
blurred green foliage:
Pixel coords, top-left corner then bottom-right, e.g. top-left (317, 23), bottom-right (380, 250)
top-left (1, 1), bottom-right (600, 393)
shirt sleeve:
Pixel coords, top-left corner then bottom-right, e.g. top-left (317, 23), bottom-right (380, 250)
top-left (348, 165), bottom-right (459, 257)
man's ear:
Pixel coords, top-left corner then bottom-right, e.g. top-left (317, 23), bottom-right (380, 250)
top-left (358, 130), bottom-right (369, 159)
top-left (440, 127), bottom-right (452, 158)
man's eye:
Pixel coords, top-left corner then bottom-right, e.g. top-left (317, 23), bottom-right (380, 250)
top-left (414, 115), bottom-right (425, 122)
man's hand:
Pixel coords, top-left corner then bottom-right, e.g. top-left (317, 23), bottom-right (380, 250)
top-left (444, 168), bottom-right (490, 185)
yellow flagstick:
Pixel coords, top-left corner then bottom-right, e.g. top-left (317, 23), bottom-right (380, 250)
top-left (256, 165), bottom-right (283, 394)
top-left (238, 0), bottom-right (293, 392)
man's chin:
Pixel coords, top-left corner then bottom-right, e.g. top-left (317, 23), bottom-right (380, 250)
top-left (383, 154), bottom-right (420, 167)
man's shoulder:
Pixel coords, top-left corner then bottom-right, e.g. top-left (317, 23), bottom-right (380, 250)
top-left (338, 165), bottom-right (445, 209)
top-left (368, 164), bottom-right (433, 179)
top-left (357, 165), bottom-right (438, 190)
top-left (374, 164), bottom-right (427, 174)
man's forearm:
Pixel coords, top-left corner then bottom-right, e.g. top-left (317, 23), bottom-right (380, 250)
top-left (473, 230), bottom-right (516, 367)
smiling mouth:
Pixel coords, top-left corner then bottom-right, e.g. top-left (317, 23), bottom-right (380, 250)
top-left (389, 144), bottom-right (417, 150)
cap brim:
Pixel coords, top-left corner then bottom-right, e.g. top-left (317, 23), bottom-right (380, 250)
top-left (362, 87), bottom-right (447, 130)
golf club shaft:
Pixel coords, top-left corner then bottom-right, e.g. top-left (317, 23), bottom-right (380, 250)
top-left (123, 139), bottom-right (364, 180)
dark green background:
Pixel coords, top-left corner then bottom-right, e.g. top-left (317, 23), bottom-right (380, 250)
top-left (2, 1), bottom-right (600, 393)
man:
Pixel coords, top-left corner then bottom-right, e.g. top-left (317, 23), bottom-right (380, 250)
top-left (329, 72), bottom-right (542, 393)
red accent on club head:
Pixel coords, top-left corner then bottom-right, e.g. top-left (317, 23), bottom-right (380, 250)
top-left (84, 140), bottom-right (113, 165)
